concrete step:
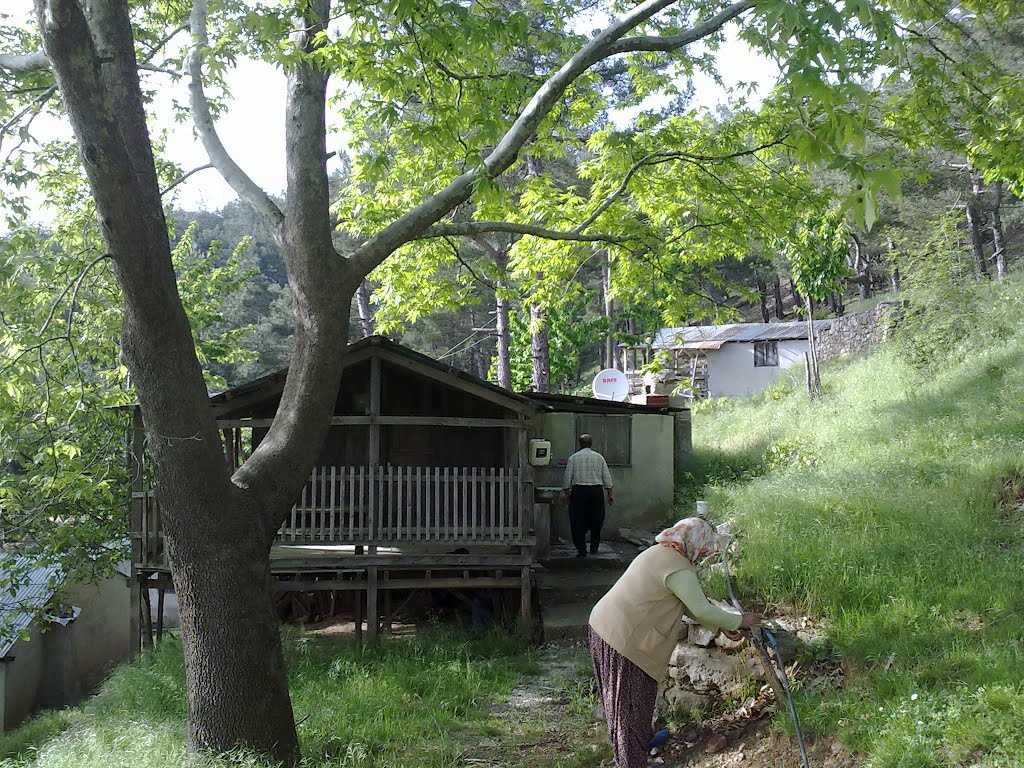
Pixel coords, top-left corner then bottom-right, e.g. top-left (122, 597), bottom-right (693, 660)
top-left (540, 543), bottom-right (640, 572)
top-left (539, 601), bottom-right (594, 641)
top-left (535, 569), bottom-right (620, 607)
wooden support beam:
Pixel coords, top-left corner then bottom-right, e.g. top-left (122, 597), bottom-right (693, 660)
top-left (215, 416), bottom-right (532, 429)
top-left (367, 565), bottom-right (379, 642)
top-left (272, 576), bottom-right (525, 591)
top-left (519, 565), bottom-right (532, 636)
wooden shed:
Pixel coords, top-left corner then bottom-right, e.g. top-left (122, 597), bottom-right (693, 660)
top-left (130, 336), bottom-right (538, 646)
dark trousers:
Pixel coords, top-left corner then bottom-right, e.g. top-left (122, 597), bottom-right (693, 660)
top-left (569, 484), bottom-right (605, 555)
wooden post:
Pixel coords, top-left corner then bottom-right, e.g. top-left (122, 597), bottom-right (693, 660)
top-left (519, 565), bottom-right (532, 636)
top-left (141, 587), bottom-right (153, 650)
top-left (367, 566), bottom-right (379, 642)
top-left (368, 356), bottom-right (381, 558)
top-left (354, 590), bottom-right (363, 641)
top-left (129, 406), bottom-right (145, 657)
top-left (383, 571), bottom-right (392, 634)
top-left (156, 587), bottom-right (165, 642)
top-left (518, 419), bottom-right (532, 544)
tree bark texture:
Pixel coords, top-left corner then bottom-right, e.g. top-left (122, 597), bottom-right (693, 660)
top-left (849, 233), bottom-right (870, 300)
top-left (990, 181), bottom-right (1007, 281)
top-left (355, 280), bottom-right (375, 337)
top-left (33, 0), bottom-right (305, 761)
top-left (967, 173), bottom-right (989, 277)
top-left (530, 299), bottom-right (550, 393)
top-left (772, 277), bottom-right (784, 319)
top-left (756, 279), bottom-right (769, 322)
top-left (603, 252), bottom-right (616, 367)
top-left (496, 289), bottom-right (512, 389)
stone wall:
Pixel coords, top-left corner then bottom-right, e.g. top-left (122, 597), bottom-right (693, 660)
top-left (816, 301), bottom-right (903, 361)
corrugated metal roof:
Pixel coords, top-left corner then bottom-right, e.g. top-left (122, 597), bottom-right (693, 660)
top-left (651, 320), bottom-right (833, 349)
top-left (0, 556), bottom-right (63, 658)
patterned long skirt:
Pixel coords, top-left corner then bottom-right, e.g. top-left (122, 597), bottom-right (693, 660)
top-left (588, 626), bottom-right (659, 768)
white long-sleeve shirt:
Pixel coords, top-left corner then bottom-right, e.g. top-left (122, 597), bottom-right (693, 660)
top-left (562, 447), bottom-right (613, 489)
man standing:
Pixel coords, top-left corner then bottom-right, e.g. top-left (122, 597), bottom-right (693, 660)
top-left (563, 434), bottom-right (614, 558)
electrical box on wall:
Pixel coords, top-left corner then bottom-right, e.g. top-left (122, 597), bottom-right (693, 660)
top-left (529, 439), bottom-right (552, 466)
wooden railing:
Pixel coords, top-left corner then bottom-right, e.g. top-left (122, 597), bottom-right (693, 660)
top-left (281, 465), bottom-right (524, 544)
top-left (134, 465), bottom-right (527, 568)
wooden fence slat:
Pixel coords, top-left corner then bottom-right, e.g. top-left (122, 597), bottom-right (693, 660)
top-left (470, 467), bottom-right (477, 541)
top-left (432, 466), bottom-right (439, 541)
top-left (396, 465), bottom-right (404, 542)
top-left (406, 465), bottom-right (412, 540)
top-left (413, 466), bottom-right (421, 536)
top-left (329, 466), bottom-right (337, 541)
top-left (498, 467), bottom-right (506, 542)
top-left (489, 468), bottom-right (496, 540)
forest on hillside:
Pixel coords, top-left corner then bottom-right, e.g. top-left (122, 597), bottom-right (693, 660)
top-left (171, 144), bottom-right (1024, 393)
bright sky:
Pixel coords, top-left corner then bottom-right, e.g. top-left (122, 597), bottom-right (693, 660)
top-left (8, 3), bottom-right (778, 214)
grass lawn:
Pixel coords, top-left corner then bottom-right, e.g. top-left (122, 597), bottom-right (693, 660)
top-left (679, 287), bottom-right (1024, 766)
top-left (0, 629), bottom-right (604, 768)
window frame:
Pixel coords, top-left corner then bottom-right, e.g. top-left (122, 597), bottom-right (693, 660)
top-left (753, 341), bottom-right (779, 368)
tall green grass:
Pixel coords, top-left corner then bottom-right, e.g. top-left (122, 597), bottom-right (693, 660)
top-left (0, 628), bottom-right (544, 768)
top-left (686, 284), bottom-right (1024, 765)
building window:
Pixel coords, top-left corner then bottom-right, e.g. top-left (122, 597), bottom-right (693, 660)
top-left (754, 341), bottom-right (779, 367)
top-left (575, 414), bottom-right (632, 466)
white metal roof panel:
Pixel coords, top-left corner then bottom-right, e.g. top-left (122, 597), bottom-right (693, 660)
top-left (0, 556), bottom-right (63, 658)
top-left (651, 320), bottom-right (833, 349)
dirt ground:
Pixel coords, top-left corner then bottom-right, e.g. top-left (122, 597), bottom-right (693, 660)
top-left (489, 641), bottom-right (863, 768)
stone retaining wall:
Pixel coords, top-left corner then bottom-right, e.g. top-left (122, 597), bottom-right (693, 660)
top-left (816, 301), bottom-right (903, 361)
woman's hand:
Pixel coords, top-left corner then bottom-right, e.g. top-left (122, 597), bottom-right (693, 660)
top-left (740, 611), bottom-right (763, 629)
top-left (723, 612), bottom-right (762, 641)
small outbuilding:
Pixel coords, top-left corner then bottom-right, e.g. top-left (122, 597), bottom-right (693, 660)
top-left (623, 320), bottom-right (833, 400)
top-left (0, 557), bottom-right (131, 731)
top-left (129, 336), bottom-right (690, 643)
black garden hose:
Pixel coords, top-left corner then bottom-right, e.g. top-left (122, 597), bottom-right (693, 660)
top-left (721, 541), bottom-right (810, 768)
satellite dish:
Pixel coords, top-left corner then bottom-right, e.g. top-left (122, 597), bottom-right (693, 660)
top-left (593, 368), bottom-right (629, 401)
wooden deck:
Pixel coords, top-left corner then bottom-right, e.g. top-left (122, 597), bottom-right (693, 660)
top-left (132, 464), bottom-right (536, 649)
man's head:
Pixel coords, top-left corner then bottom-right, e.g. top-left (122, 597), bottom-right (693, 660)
top-left (578, 434), bottom-right (593, 449)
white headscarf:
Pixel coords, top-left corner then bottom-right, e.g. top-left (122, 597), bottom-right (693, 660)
top-left (655, 517), bottom-right (716, 563)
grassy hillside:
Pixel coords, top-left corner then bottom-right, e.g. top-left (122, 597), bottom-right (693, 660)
top-left (683, 284), bottom-right (1024, 766)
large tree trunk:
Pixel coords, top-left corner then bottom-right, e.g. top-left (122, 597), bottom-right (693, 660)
top-left (756, 279), bottom-right (770, 322)
top-left (496, 290), bottom-right (512, 388)
top-left (967, 173), bottom-right (989, 278)
top-left (772, 276), bottom-right (784, 319)
top-left (530, 299), bottom-right (550, 392)
top-left (170, 500), bottom-right (297, 758)
top-left (470, 236), bottom-right (512, 388)
top-left (355, 279), bottom-right (375, 337)
top-left (849, 233), bottom-right (870, 300)
top-left (603, 251), bottom-right (616, 367)
top-left (991, 180), bottom-right (1008, 281)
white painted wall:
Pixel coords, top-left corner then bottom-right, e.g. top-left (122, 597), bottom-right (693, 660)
top-left (1, 573), bottom-right (130, 732)
top-left (705, 339), bottom-right (807, 397)
top-left (534, 411), bottom-right (676, 541)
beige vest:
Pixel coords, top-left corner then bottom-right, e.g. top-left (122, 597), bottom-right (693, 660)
top-left (589, 545), bottom-right (692, 680)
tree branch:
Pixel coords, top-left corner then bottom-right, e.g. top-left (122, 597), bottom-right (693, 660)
top-left (350, 0), bottom-right (741, 275)
top-left (574, 138), bottom-right (787, 233)
top-left (160, 162), bottom-right (214, 197)
top-left (416, 220), bottom-right (635, 244)
top-left (606, 0), bottom-right (756, 55)
top-left (0, 51), bottom-right (49, 72)
top-left (188, 0), bottom-right (284, 234)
